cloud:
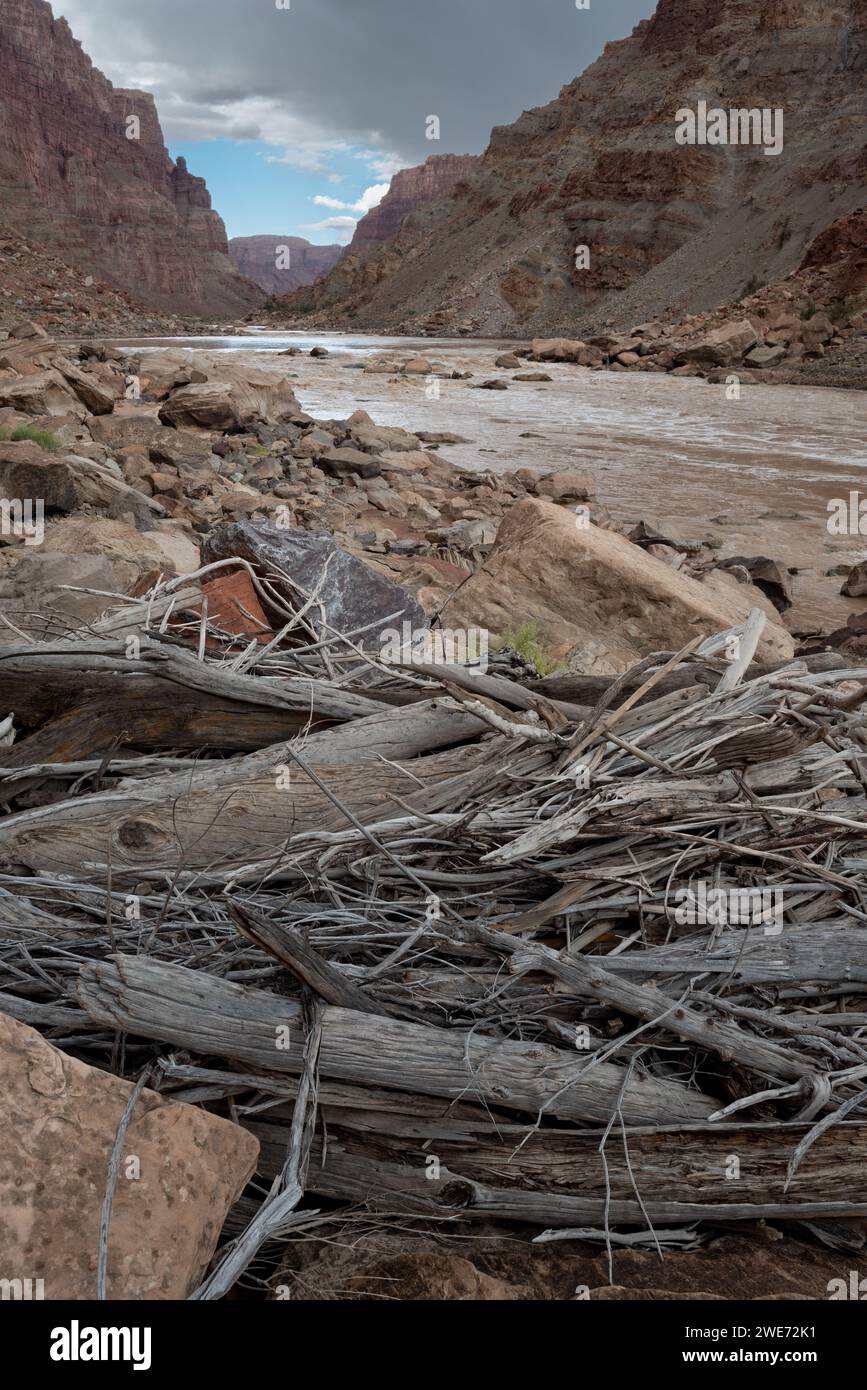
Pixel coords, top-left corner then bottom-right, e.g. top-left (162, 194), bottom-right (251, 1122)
top-left (312, 184), bottom-right (389, 214)
top-left (54, 0), bottom-right (653, 180)
top-left (299, 214), bottom-right (359, 244)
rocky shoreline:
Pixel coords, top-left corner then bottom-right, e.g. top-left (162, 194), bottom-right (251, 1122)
top-left (0, 317), bottom-right (820, 669)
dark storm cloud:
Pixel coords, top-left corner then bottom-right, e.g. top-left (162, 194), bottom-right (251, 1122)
top-left (55, 0), bottom-right (654, 171)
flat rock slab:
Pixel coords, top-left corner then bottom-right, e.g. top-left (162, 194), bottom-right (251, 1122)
top-left (203, 519), bottom-right (426, 647)
top-left (0, 1011), bottom-right (258, 1299)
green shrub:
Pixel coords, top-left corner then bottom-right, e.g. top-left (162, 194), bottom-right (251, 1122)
top-left (494, 621), bottom-right (564, 676)
top-left (0, 425), bottom-right (61, 450)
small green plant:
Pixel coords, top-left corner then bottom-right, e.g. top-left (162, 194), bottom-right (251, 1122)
top-left (494, 620), bottom-right (564, 676)
top-left (0, 425), bottom-right (61, 450)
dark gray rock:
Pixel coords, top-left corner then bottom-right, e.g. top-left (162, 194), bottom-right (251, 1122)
top-left (719, 555), bottom-right (794, 612)
top-left (319, 448), bottom-right (382, 481)
top-left (202, 520), bottom-right (426, 647)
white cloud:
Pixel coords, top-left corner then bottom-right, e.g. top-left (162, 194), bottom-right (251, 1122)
top-left (311, 183), bottom-right (389, 215)
top-left (354, 149), bottom-right (404, 179)
top-left (355, 182), bottom-right (390, 212)
top-left (299, 215), bottom-right (358, 243)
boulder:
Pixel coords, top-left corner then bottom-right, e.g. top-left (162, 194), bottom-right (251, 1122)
top-left (0, 371), bottom-right (81, 417)
top-left (159, 371), bottom-right (299, 432)
top-left (495, 354), bottom-right (523, 369)
top-left (0, 517), bottom-right (174, 637)
top-left (319, 447), bottom-right (382, 480)
top-left (678, 320), bottom-right (758, 366)
top-left (350, 424), bottom-right (423, 454)
top-left (0, 441), bottom-right (77, 513)
top-left (744, 344), bottom-right (786, 369)
top-left (841, 561), bottom-right (867, 597)
top-left (54, 357), bottom-right (116, 414)
top-left (802, 312), bottom-right (834, 350)
top-left (159, 382), bottom-right (246, 431)
top-left (10, 319), bottom-right (49, 341)
top-left (148, 431), bottom-right (214, 471)
top-left (628, 520), bottom-right (702, 554)
top-left (532, 338), bottom-right (587, 362)
top-left (0, 1011), bottom-right (258, 1299)
top-left (534, 470), bottom-right (597, 504)
top-left (719, 555), bottom-right (794, 612)
top-left (201, 520), bottom-right (426, 648)
top-left (88, 407), bottom-right (166, 451)
top-left (445, 499), bottom-right (793, 673)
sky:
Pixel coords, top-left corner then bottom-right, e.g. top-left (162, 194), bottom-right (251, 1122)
top-left (54, 0), bottom-right (653, 244)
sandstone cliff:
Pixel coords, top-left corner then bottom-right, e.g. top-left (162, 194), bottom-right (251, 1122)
top-left (272, 0), bottom-right (867, 334)
top-left (229, 237), bottom-right (343, 296)
top-left (347, 154), bottom-right (482, 255)
top-left (0, 0), bottom-right (261, 317)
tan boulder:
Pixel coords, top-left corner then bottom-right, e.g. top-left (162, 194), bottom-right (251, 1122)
top-left (0, 1011), bottom-right (258, 1299)
top-left (0, 370), bottom-right (82, 418)
top-left (446, 498), bottom-right (794, 673)
top-left (0, 518), bottom-right (177, 638)
top-left (88, 406), bottom-right (166, 451)
top-left (0, 441), bottom-right (78, 512)
top-left (159, 367), bottom-right (299, 431)
top-left (533, 470), bottom-right (596, 503)
top-left (678, 320), bottom-right (758, 366)
top-left (53, 357), bottom-right (116, 414)
top-left (531, 338), bottom-right (587, 362)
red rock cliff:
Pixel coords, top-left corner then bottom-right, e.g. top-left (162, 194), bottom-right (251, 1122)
top-left (0, 0), bottom-right (261, 316)
top-left (347, 154), bottom-right (482, 255)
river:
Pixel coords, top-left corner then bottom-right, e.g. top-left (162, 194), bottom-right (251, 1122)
top-left (110, 332), bottom-right (867, 633)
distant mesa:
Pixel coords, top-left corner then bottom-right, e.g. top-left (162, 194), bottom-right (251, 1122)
top-left (228, 237), bottom-right (343, 296)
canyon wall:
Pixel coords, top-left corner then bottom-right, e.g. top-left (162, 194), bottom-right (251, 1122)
top-left (347, 154), bottom-right (482, 255)
top-left (0, 0), bottom-right (261, 317)
top-left (274, 0), bottom-right (867, 334)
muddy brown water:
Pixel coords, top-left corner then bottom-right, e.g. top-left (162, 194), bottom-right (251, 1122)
top-left (112, 332), bottom-right (867, 633)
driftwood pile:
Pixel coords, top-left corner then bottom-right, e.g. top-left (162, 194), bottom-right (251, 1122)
top-left (4, 554), bottom-right (867, 1295)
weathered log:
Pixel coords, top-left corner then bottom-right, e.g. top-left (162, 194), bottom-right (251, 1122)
top-left (76, 956), bottom-right (714, 1125)
top-left (248, 1113), bottom-right (867, 1211)
top-left (477, 930), bottom-right (820, 1084)
top-left (529, 652), bottom-right (846, 706)
top-left (259, 1144), bottom-right (867, 1227)
top-left (602, 927), bottom-right (867, 988)
top-left (0, 639), bottom-right (386, 730)
top-left (0, 700), bottom-right (489, 880)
